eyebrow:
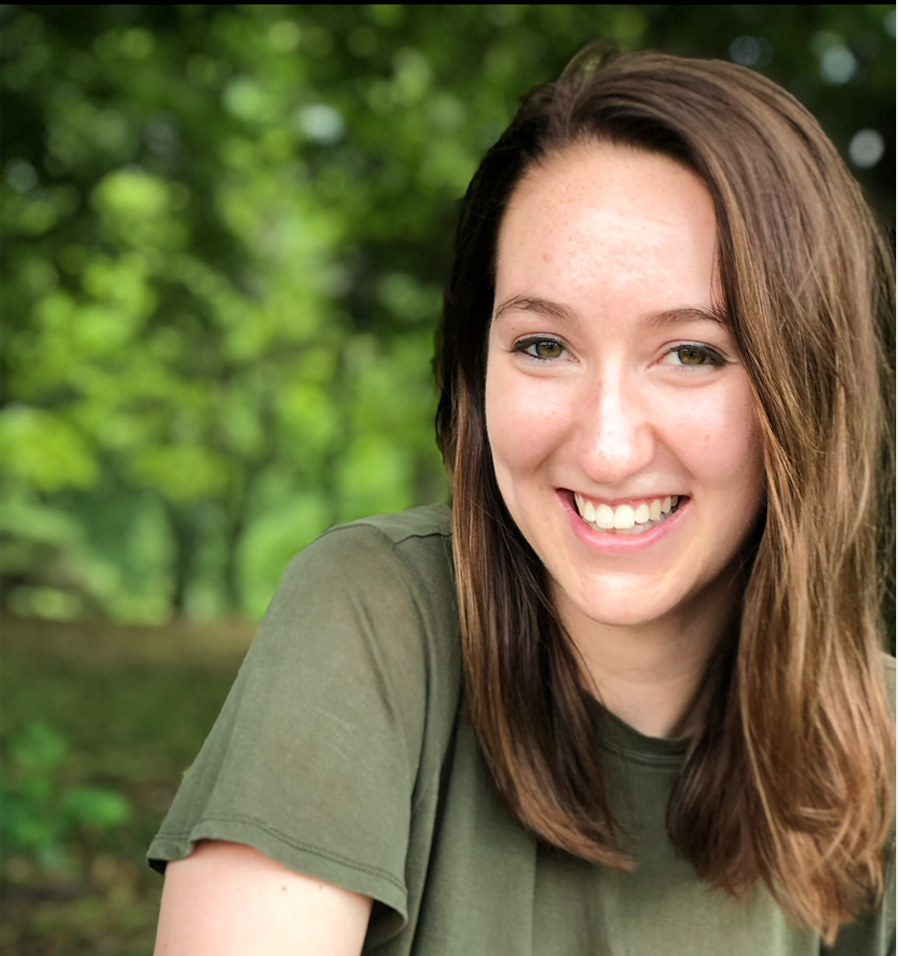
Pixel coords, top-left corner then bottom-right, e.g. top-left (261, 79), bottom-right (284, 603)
top-left (492, 295), bottom-right (727, 328)
top-left (644, 306), bottom-right (728, 328)
top-left (493, 295), bottom-right (579, 324)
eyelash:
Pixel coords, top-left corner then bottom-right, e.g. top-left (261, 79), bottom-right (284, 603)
top-left (511, 337), bottom-right (727, 368)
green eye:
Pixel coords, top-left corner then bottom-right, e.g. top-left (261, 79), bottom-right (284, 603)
top-left (666, 344), bottom-right (726, 368)
top-left (677, 346), bottom-right (707, 365)
top-left (515, 337), bottom-right (566, 360)
top-left (532, 340), bottom-right (564, 359)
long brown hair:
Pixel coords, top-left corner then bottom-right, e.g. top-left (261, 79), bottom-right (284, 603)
top-left (435, 47), bottom-right (894, 941)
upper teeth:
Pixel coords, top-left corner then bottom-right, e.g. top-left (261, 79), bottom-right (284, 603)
top-left (574, 494), bottom-right (679, 531)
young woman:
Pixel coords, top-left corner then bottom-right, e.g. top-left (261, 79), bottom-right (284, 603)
top-left (150, 48), bottom-right (895, 955)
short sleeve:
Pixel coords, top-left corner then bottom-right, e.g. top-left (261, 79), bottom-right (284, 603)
top-left (147, 519), bottom-right (455, 923)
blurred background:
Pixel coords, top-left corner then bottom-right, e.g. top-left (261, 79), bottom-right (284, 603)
top-left (1, 5), bottom-right (894, 954)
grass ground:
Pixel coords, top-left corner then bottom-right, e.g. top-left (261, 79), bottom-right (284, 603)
top-left (1, 615), bottom-right (255, 956)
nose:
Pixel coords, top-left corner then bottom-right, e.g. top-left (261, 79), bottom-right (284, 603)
top-left (574, 367), bottom-right (656, 487)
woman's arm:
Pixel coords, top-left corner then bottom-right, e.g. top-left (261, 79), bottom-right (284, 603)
top-left (153, 840), bottom-right (373, 956)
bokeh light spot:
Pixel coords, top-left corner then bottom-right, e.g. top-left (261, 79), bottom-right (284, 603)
top-left (729, 36), bottom-right (773, 67)
top-left (820, 45), bottom-right (857, 85)
top-left (848, 129), bottom-right (885, 169)
top-left (7, 159), bottom-right (38, 193)
top-left (295, 105), bottom-right (345, 145)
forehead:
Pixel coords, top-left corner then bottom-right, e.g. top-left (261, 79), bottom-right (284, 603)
top-left (501, 141), bottom-right (714, 245)
top-left (495, 143), bottom-right (719, 309)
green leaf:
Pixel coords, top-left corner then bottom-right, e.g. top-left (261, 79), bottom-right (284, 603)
top-left (61, 786), bottom-right (133, 830)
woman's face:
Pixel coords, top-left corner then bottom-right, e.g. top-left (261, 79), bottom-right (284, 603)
top-left (485, 143), bottom-right (766, 635)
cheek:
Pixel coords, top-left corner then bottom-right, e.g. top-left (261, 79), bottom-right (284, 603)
top-left (666, 387), bottom-right (764, 497)
top-left (485, 367), bottom-right (571, 472)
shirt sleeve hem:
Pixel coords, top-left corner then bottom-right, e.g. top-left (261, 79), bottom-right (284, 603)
top-left (147, 813), bottom-right (409, 922)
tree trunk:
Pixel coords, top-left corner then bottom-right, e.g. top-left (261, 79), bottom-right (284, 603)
top-left (165, 501), bottom-right (197, 619)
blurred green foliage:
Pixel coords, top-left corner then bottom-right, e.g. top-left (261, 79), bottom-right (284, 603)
top-left (2, 4), bottom-right (895, 624)
top-left (1, 721), bottom-right (132, 871)
top-left (1, 627), bottom-right (241, 955)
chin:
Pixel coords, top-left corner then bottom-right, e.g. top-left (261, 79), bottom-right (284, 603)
top-left (557, 575), bottom-right (710, 633)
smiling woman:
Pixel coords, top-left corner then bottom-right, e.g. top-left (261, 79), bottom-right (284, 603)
top-left (149, 45), bottom-right (894, 956)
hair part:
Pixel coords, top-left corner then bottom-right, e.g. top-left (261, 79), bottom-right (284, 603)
top-left (436, 45), bottom-right (894, 942)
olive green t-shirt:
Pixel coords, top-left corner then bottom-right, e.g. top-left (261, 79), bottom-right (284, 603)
top-left (148, 505), bottom-right (895, 955)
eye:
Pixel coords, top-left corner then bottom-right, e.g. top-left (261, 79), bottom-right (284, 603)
top-left (663, 343), bottom-right (726, 368)
top-left (513, 336), bottom-right (567, 361)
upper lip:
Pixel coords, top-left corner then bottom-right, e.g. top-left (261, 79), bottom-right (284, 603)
top-left (566, 489), bottom-right (686, 508)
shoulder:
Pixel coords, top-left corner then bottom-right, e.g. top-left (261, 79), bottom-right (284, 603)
top-left (316, 503), bottom-right (453, 583)
top-left (258, 504), bottom-right (459, 698)
top-left (330, 503), bottom-right (454, 546)
top-left (271, 505), bottom-right (456, 637)
top-left (280, 503), bottom-right (453, 592)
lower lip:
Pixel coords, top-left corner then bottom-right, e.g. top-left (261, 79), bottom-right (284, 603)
top-left (558, 490), bottom-right (688, 554)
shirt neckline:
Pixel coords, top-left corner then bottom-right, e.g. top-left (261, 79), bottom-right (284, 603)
top-left (585, 695), bottom-right (690, 767)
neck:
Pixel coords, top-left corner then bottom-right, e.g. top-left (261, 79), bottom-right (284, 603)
top-left (554, 579), bottom-right (740, 739)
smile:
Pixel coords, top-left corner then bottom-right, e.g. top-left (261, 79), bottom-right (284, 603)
top-left (573, 493), bottom-right (682, 535)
